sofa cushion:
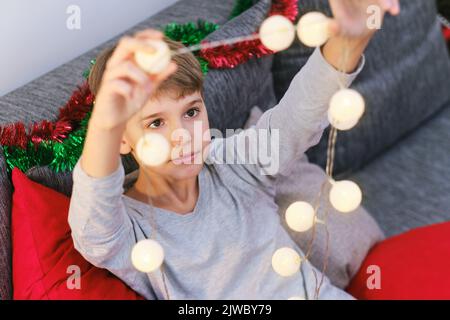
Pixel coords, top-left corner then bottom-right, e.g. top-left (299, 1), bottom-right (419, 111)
top-left (347, 221), bottom-right (450, 300)
top-left (272, 0), bottom-right (450, 176)
top-left (349, 102), bottom-right (450, 237)
top-left (275, 154), bottom-right (384, 289)
top-left (11, 168), bottom-right (144, 300)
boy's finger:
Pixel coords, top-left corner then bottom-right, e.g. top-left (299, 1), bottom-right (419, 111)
top-left (379, 0), bottom-right (400, 16)
top-left (389, 0), bottom-right (401, 16)
top-left (378, 0), bottom-right (393, 12)
top-left (108, 79), bottom-right (133, 101)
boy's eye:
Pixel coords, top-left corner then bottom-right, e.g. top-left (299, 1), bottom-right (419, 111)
top-left (185, 107), bottom-right (200, 119)
top-left (148, 119), bottom-right (164, 129)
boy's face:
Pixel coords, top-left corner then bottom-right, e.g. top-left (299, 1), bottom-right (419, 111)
top-left (121, 90), bottom-right (211, 180)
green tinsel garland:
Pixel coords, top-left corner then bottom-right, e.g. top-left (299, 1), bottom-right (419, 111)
top-left (49, 112), bottom-right (91, 172)
top-left (2, 112), bottom-right (91, 174)
top-left (164, 20), bottom-right (219, 74)
top-left (82, 59), bottom-right (96, 79)
top-left (164, 20), bottom-right (219, 47)
top-left (3, 142), bottom-right (54, 175)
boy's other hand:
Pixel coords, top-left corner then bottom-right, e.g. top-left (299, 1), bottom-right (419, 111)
top-left (91, 29), bottom-right (177, 131)
top-left (328, 0), bottom-right (401, 39)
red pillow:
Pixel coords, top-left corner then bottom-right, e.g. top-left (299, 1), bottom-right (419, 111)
top-left (11, 168), bottom-right (144, 300)
top-left (347, 222), bottom-right (450, 300)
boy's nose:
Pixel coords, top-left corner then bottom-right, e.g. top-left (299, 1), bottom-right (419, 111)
top-left (170, 127), bottom-right (192, 147)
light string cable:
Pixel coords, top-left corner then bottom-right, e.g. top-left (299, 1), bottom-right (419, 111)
top-left (303, 33), bottom-right (351, 299)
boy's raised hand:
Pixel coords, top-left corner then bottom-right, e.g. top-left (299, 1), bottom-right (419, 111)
top-left (92, 30), bottom-right (177, 131)
top-left (328, 0), bottom-right (401, 38)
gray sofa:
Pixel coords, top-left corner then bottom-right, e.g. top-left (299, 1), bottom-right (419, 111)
top-left (1, 0), bottom-right (449, 300)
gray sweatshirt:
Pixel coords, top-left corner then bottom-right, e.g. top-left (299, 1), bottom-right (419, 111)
top-left (68, 47), bottom-right (364, 300)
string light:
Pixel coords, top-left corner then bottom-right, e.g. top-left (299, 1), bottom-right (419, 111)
top-left (259, 15), bottom-right (296, 52)
top-left (285, 201), bottom-right (323, 232)
top-left (136, 132), bottom-right (171, 167)
top-left (134, 40), bottom-right (172, 74)
top-left (272, 247), bottom-right (302, 277)
top-left (328, 89), bottom-right (365, 131)
top-left (297, 12), bottom-right (331, 48)
top-left (131, 239), bottom-right (165, 273)
top-left (329, 180), bottom-right (363, 213)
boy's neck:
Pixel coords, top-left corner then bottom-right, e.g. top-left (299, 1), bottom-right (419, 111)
top-left (125, 169), bottom-right (199, 215)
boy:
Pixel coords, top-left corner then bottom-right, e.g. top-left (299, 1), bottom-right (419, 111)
top-left (69, 1), bottom-right (400, 299)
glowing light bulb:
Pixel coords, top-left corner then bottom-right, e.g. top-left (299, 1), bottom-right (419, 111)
top-left (131, 239), bottom-right (164, 273)
top-left (260, 15), bottom-right (296, 52)
top-left (134, 40), bottom-right (171, 74)
top-left (328, 89), bottom-right (366, 131)
top-left (136, 133), bottom-right (171, 167)
top-left (285, 201), bottom-right (320, 232)
top-left (272, 247), bottom-right (302, 277)
top-left (329, 180), bottom-right (362, 213)
top-left (297, 12), bottom-right (331, 47)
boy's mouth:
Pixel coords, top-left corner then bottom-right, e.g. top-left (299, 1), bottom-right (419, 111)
top-left (171, 151), bottom-right (201, 165)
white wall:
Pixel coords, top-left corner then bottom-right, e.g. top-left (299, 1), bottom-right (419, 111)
top-left (0, 0), bottom-right (178, 96)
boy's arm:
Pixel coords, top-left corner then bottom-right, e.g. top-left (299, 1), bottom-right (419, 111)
top-left (209, 0), bottom-right (402, 189)
top-left (67, 30), bottom-right (175, 299)
top-left (68, 156), bottom-right (157, 299)
top-left (208, 44), bottom-right (364, 189)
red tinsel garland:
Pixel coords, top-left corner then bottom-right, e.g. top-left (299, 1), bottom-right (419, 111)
top-left (269, 0), bottom-right (299, 22)
top-left (0, 82), bottom-right (93, 149)
top-left (444, 27), bottom-right (450, 41)
top-left (200, 0), bottom-right (298, 69)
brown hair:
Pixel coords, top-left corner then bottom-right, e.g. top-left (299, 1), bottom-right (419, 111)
top-left (88, 36), bottom-right (204, 99)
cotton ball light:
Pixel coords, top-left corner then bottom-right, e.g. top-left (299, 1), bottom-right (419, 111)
top-left (329, 180), bottom-right (362, 213)
top-left (272, 247), bottom-right (302, 277)
top-left (285, 201), bottom-right (319, 232)
top-left (134, 39), bottom-right (172, 75)
top-left (259, 15), bottom-right (296, 52)
top-left (297, 12), bottom-right (331, 47)
top-left (328, 89), bottom-right (366, 131)
top-left (136, 133), bottom-right (171, 167)
top-left (131, 239), bottom-right (165, 273)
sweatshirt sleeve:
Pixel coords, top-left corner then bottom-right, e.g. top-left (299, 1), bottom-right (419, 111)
top-left (68, 156), bottom-right (156, 299)
top-left (207, 46), bottom-right (365, 190)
